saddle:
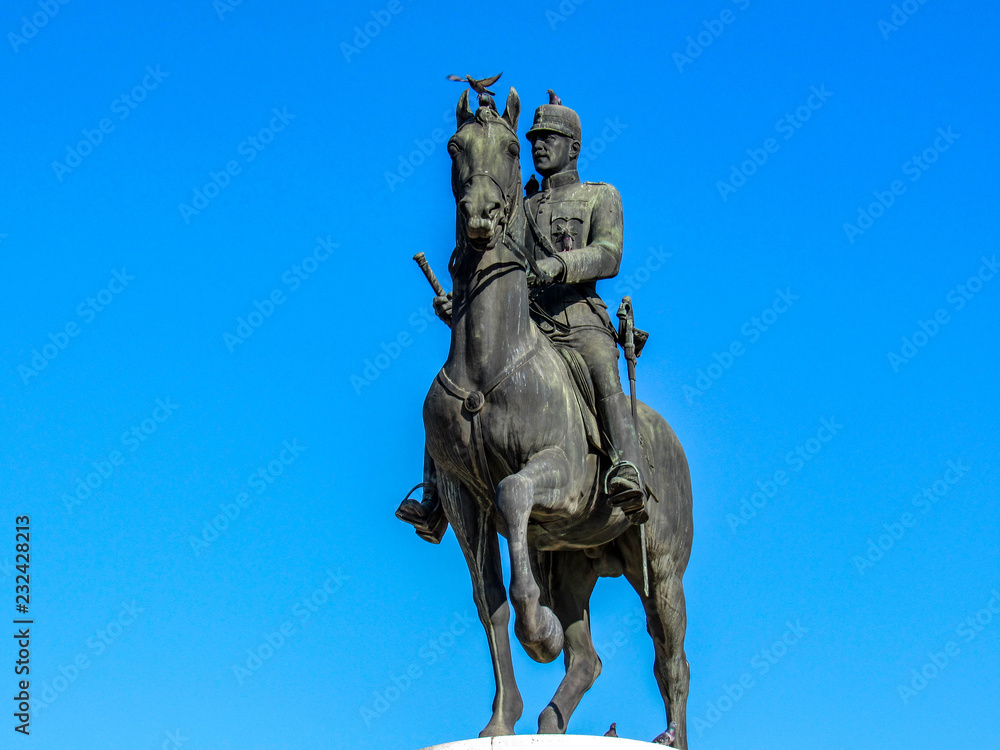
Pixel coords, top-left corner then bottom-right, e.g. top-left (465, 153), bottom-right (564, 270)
top-left (553, 343), bottom-right (658, 505)
top-left (552, 344), bottom-right (603, 455)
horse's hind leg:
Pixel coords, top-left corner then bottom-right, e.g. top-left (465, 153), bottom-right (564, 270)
top-left (621, 531), bottom-right (690, 749)
top-left (649, 570), bottom-right (690, 749)
top-left (438, 473), bottom-right (523, 736)
top-left (537, 549), bottom-right (601, 734)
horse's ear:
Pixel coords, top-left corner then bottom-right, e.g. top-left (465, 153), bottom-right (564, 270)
top-left (502, 87), bottom-right (520, 132)
top-left (456, 89), bottom-right (473, 129)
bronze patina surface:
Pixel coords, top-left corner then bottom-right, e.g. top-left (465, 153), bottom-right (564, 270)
top-left (398, 83), bottom-right (693, 748)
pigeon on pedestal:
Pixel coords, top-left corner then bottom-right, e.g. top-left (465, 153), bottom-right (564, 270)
top-left (652, 721), bottom-right (677, 745)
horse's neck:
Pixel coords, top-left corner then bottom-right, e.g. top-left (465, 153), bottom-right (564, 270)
top-left (446, 213), bottom-right (537, 389)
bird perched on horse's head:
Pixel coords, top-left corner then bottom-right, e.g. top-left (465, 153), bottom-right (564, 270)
top-left (447, 72), bottom-right (503, 98)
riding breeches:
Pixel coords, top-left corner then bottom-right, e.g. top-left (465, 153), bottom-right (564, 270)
top-left (541, 325), bottom-right (623, 402)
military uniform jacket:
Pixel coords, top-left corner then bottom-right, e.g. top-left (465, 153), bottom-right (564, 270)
top-left (523, 170), bottom-right (623, 334)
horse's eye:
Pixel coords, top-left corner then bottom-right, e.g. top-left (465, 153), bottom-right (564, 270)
top-left (508, 142), bottom-right (519, 157)
top-left (447, 142), bottom-right (461, 157)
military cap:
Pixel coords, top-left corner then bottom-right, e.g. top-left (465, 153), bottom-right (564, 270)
top-left (527, 102), bottom-right (582, 141)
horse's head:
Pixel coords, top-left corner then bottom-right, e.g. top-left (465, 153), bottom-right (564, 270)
top-left (449, 88), bottom-right (521, 250)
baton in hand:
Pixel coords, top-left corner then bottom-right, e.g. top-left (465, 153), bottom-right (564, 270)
top-left (413, 252), bottom-right (446, 297)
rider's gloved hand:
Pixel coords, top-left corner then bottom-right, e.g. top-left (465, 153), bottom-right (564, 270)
top-left (529, 257), bottom-right (565, 287)
top-left (433, 293), bottom-right (453, 324)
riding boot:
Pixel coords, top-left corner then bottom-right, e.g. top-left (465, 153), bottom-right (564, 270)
top-left (395, 451), bottom-right (449, 543)
top-left (599, 392), bottom-right (648, 525)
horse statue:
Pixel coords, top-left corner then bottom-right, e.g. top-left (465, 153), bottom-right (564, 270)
top-left (414, 87), bottom-right (694, 748)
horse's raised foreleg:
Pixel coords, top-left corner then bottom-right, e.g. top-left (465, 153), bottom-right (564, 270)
top-left (437, 472), bottom-right (523, 736)
top-left (496, 448), bottom-right (567, 664)
top-left (537, 549), bottom-right (601, 734)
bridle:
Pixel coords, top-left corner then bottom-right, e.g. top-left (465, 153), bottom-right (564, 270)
top-left (452, 115), bottom-right (521, 249)
top-left (451, 117), bottom-right (550, 287)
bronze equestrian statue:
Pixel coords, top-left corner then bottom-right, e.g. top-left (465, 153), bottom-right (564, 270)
top-left (397, 85), bottom-right (694, 748)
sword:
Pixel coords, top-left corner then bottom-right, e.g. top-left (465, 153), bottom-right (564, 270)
top-left (617, 296), bottom-right (649, 597)
top-left (618, 297), bottom-right (638, 422)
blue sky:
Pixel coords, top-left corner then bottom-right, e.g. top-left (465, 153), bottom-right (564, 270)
top-left (1, 0), bottom-right (998, 748)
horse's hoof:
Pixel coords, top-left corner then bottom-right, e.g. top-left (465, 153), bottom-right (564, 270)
top-left (537, 705), bottom-right (566, 734)
top-left (479, 720), bottom-right (515, 738)
top-left (516, 606), bottom-right (564, 663)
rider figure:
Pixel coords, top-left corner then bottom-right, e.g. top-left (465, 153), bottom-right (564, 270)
top-left (521, 95), bottom-right (647, 522)
top-left (397, 93), bottom-right (648, 539)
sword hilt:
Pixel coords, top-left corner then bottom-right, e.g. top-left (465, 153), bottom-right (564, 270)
top-left (617, 296), bottom-right (637, 370)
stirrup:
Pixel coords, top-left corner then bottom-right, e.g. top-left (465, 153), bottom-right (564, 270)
top-left (604, 461), bottom-right (648, 524)
top-left (395, 483), bottom-right (448, 544)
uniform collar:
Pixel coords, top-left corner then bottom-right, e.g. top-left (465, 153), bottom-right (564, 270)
top-left (541, 169), bottom-right (580, 192)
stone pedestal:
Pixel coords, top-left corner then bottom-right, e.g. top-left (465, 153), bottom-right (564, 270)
top-left (421, 737), bottom-right (673, 749)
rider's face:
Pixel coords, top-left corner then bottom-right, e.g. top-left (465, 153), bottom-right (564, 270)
top-left (530, 131), bottom-right (579, 177)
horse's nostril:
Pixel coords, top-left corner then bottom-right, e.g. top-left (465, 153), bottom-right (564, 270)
top-left (461, 200), bottom-right (501, 220)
